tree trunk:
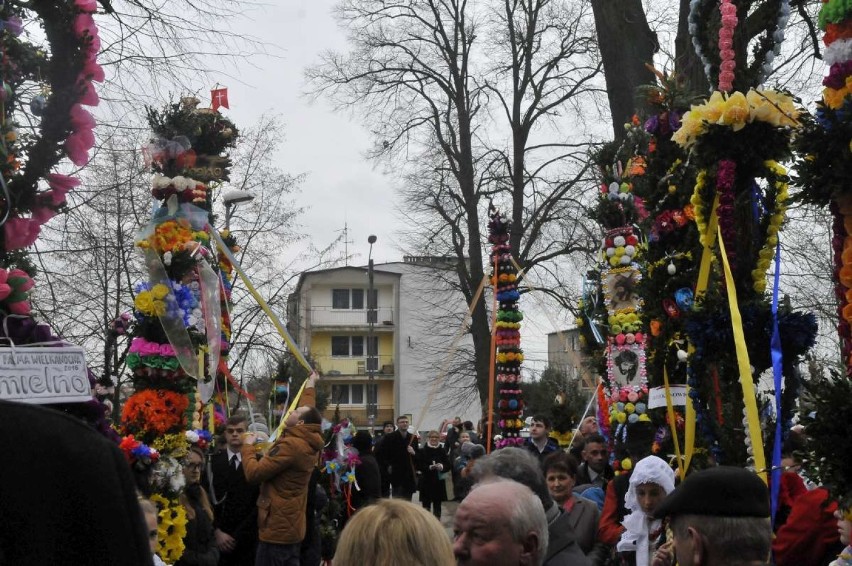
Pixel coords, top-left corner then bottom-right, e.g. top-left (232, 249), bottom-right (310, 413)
top-left (591, 0), bottom-right (658, 139)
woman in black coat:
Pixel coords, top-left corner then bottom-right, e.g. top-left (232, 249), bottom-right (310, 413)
top-left (351, 430), bottom-right (382, 511)
top-left (416, 431), bottom-right (451, 519)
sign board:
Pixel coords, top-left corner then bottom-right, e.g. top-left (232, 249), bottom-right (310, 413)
top-left (0, 346), bottom-right (91, 404)
top-left (648, 385), bottom-right (687, 409)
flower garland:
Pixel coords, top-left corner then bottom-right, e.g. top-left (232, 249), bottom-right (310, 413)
top-left (751, 161), bottom-right (788, 293)
top-left (1, 0), bottom-right (102, 256)
top-left (150, 493), bottom-right (188, 564)
top-left (673, 89), bottom-right (800, 150)
top-left (716, 160), bottom-right (737, 275)
top-left (717, 0), bottom-right (738, 93)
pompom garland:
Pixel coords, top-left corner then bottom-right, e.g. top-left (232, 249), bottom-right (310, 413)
top-left (488, 206), bottom-right (526, 448)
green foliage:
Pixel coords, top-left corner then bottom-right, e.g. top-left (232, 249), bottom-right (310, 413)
top-left (802, 372), bottom-right (852, 510)
top-left (521, 366), bottom-right (592, 433)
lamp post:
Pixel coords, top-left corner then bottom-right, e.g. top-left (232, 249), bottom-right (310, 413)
top-left (367, 234), bottom-right (377, 429)
top-left (223, 189), bottom-right (256, 230)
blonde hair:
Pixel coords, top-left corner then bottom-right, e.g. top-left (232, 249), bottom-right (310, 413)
top-left (334, 499), bottom-right (454, 566)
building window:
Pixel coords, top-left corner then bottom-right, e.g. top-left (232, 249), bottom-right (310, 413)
top-left (331, 336), bottom-right (376, 357)
top-left (332, 289), bottom-right (350, 309)
top-left (330, 384), bottom-right (368, 405)
top-left (331, 336), bottom-right (350, 356)
top-left (332, 288), bottom-right (373, 310)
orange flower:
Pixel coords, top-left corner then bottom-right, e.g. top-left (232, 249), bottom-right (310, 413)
top-left (650, 319), bottom-right (662, 337)
top-left (122, 389), bottom-right (189, 437)
top-left (683, 204), bottom-right (696, 220)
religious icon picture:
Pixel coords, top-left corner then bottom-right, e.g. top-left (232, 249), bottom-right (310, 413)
top-left (603, 268), bottom-right (642, 314)
top-left (608, 344), bottom-right (645, 388)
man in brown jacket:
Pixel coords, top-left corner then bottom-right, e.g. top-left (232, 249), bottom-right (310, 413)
top-left (242, 372), bottom-right (324, 566)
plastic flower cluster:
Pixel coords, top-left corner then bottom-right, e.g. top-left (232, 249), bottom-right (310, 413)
top-left (121, 389), bottom-right (189, 437)
top-left (673, 90), bottom-right (800, 149)
top-left (150, 493), bottom-right (188, 564)
top-left (603, 233), bottom-right (640, 266)
top-left (134, 282), bottom-right (171, 317)
top-left (717, 0), bottom-right (738, 92)
top-left (609, 387), bottom-right (651, 426)
top-left (138, 218), bottom-right (207, 254)
top-left (185, 429), bottom-right (213, 450)
top-left (173, 282), bottom-right (202, 328)
top-left (0, 268), bottom-right (35, 315)
top-left (151, 174), bottom-right (208, 203)
top-left (608, 312), bottom-right (642, 335)
top-left (119, 434), bottom-right (160, 469)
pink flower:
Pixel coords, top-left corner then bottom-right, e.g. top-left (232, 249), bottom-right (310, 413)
top-left (8, 301), bottom-right (31, 316)
top-left (47, 173), bottom-right (81, 193)
top-left (75, 0), bottom-right (98, 12)
top-left (74, 14), bottom-right (96, 38)
top-left (159, 343), bottom-right (176, 357)
top-left (9, 269), bottom-right (35, 292)
top-left (77, 80), bottom-right (99, 106)
top-left (129, 337), bottom-right (145, 353)
top-left (82, 60), bottom-right (105, 83)
top-left (70, 104), bottom-right (95, 130)
top-left (4, 217), bottom-right (40, 251)
top-left (66, 131), bottom-right (93, 166)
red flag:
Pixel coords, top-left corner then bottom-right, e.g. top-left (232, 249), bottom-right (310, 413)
top-left (211, 87), bottom-right (229, 111)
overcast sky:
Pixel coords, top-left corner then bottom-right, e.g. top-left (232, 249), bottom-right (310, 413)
top-left (209, 0), bottom-right (563, 374)
top-left (218, 0), bottom-right (399, 266)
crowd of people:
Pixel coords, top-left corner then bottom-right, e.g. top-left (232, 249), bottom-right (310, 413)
top-left (6, 382), bottom-right (849, 566)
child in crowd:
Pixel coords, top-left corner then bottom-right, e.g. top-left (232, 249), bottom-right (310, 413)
top-left (616, 455), bottom-right (675, 566)
top-left (139, 499), bottom-right (167, 566)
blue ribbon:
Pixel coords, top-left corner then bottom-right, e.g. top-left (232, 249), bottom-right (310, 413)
top-left (769, 239), bottom-right (784, 527)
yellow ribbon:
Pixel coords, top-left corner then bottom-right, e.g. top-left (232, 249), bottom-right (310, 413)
top-left (716, 226), bottom-right (767, 483)
top-left (211, 230), bottom-right (312, 440)
top-left (663, 366), bottom-right (685, 481)
top-left (684, 193), bottom-right (721, 476)
top-left (211, 230), bottom-right (312, 372)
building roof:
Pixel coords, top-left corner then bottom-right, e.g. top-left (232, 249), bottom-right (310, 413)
top-left (293, 265), bottom-right (401, 295)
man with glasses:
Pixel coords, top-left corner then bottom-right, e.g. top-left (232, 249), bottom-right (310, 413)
top-left (206, 414), bottom-right (259, 566)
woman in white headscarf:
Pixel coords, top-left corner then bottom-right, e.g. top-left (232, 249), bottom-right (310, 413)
top-left (616, 455), bottom-right (676, 566)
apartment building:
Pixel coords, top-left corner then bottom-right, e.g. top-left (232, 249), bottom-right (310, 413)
top-left (288, 257), bottom-right (480, 432)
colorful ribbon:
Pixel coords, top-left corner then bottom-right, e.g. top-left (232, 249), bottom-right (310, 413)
top-left (717, 225), bottom-right (767, 483)
top-left (770, 239), bottom-right (784, 522)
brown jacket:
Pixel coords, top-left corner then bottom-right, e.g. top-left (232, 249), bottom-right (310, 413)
top-left (242, 387), bottom-right (323, 545)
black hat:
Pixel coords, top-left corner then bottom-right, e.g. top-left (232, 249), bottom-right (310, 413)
top-left (653, 466), bottom-right (770, 519)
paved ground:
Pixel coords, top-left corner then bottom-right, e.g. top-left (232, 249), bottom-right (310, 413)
top-left (440, 500), bottom-right (459, 535)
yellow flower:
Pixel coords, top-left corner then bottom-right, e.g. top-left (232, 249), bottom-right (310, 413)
top-left (151, 283), bottom-right (170, 300)
top-left (720, 91), bottom-right (749, 130)
top-left (153, 300), bottom-right (167, 317)
top-left (701, 91), bottom-right (727, 123)
top-left (135, 291), bottom-right (154, 314)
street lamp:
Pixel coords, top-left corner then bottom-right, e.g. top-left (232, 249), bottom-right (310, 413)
top-left (223, 189), bottom-right (256, 230)
top-left (367, 235), bottom-right (377, 429)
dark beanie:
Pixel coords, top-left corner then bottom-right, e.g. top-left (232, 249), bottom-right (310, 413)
top-left (653, 466), bottom-right (770, 519)
top-left (353, 430), bottom-right (373, 453)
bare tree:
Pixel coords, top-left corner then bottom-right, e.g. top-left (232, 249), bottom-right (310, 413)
top-left (307, 0), bottom-right (603, 410)
top-left (32, 114), bottom-right (341, 412)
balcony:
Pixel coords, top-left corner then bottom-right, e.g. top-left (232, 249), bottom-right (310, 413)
top-left (326, 406), bottom-right (395, 430)
top-left (315, 354), bottom-right (395, 377)
top-left (310, 306), bottom-right (395, 328)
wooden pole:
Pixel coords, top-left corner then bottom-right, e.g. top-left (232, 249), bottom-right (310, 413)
top-left (486, 254), bottom-right (499, 453)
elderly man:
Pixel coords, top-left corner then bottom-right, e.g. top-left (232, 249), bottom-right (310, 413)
top-left (241, 372), bottom-right (324, 566)
top-left (453, 479), bottom-right (548, 566)
top-left (471, 448), bottom-right (590, 566)
top-left (651, 466), bottom-right (772, 566)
